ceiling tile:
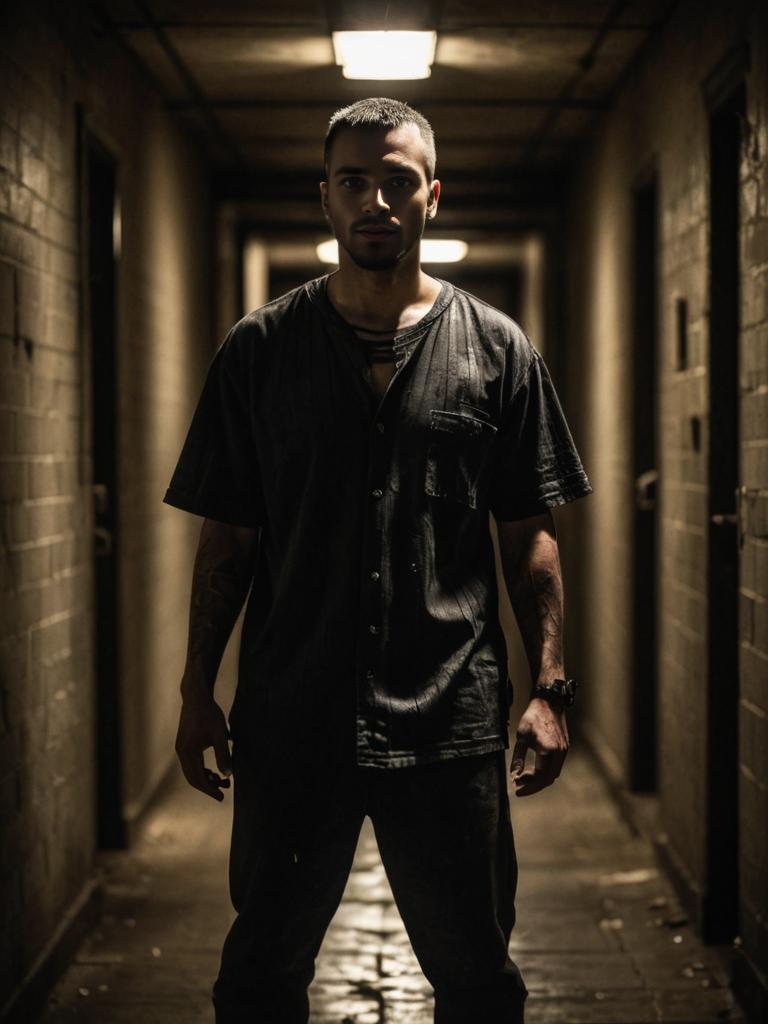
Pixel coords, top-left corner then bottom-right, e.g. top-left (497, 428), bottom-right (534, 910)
top-left (106, 0), bottom-right (327, 26)
top-left (439, 0), bottom-right (671, 28)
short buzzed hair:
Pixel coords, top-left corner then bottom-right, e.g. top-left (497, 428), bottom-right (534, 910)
top-left (324, 97), bottom-right (436, 181)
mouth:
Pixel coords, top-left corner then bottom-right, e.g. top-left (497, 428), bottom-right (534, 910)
top-left (355, 226), bottom-right (397, 239)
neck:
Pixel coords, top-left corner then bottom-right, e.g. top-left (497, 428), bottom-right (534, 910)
top-left (327, 248), bottom-right (440, 331)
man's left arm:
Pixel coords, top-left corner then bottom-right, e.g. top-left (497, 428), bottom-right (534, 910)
top-left (497, 509), bottom-right (571, 797)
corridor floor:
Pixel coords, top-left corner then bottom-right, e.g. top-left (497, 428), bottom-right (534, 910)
top-left (40, 750), bottom-right (745, 1024)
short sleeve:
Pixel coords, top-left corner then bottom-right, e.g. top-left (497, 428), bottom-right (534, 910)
top-left (163, 329), bottom-right (264, 528)
top-left (489, 351), bottom-right (592, 522)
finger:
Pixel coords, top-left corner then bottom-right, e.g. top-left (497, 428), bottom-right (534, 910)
top-left (512, 771), bottom-right (547, 797)
top-left (538, 748), bottom-right (559, 785)
top-left (513, 750), bottom-right (556, 796)
top-left (552, 744), bottom-right (568, 780)
top-left (179, 750), bottom-right (225, 801)
top-left (513, 768), bottom-right (553, 797)
top-left (206, 770), bottom-right (231, 788)
top-left (213, 733), bottom-right (233, 777)
top-left (195, 761), bottom-right (227, 800)
top-left (510, 737), bottom-right (528, 776)
top-left (541, 746), bottom-right (567, 789)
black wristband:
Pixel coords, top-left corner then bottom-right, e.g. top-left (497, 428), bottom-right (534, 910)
top-left (531, 678), bottom-right (579, 708)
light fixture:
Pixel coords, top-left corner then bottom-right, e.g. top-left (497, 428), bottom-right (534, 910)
top-left (331, 31), bottom-right (437, 80)
top-left (317, 239), bottom-right (341, 264)
top-left (316, 239), bottom-right (468, 264)
top-left (422, 239), bottom-right (468, 263)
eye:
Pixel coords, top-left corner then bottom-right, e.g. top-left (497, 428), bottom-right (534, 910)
top-left (390, 176), bottom-right (414, 188)
top-left (340, 176), bottom-right (365, 189)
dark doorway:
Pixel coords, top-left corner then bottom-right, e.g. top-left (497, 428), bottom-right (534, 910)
top-left (630, 171), bottom-right (659, 793)
top-left (704, 80), bottom-right (745, 943)
top-left (81, 128), bottom-right (125, 848)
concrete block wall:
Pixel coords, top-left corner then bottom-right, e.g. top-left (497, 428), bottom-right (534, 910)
top-left (0, 0), bottom-right (213, 1012)
top-left (559, 0), bottom-right (767, 1005)
top-left (738, 7), bottom-right (768, 1000)
top-left (117, 99), bottom-right (213, 829)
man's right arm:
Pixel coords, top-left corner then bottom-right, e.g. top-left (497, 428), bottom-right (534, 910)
top-left (175, 517), bottom-right (259, 801)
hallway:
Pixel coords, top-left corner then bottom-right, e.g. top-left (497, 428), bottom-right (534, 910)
top-left (2, 0), bottom-right (768, 1021)
top-left (41, 751), bottom-right (744, 1024)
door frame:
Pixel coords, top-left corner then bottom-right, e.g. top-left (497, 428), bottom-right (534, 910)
top-left (77, 109), bottom-right (126, 848)
top-left (701, 47), bottom-right (748, 943)
top-left (629, 161), bottom-right (660, 794)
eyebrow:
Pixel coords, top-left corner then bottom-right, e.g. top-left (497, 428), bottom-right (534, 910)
top-left (333, 163), bottom-right (418, 177)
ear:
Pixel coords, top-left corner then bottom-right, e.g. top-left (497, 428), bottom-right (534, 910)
top-left (319, 181), bottom-right (330, 219)
top-left (426, 178), bottom-right (441, 220)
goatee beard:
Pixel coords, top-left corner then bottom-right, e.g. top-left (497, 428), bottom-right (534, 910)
top-left (340, 234), bottom-right (413, 271)
top-left (348, 252), bottom-right (403, 270)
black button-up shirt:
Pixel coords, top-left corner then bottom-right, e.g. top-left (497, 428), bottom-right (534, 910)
top-left (164, 276), bottom-right (592, 769)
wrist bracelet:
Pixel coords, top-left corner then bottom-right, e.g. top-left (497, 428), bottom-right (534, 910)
top-left (531, 678), bottom-right (579, 707)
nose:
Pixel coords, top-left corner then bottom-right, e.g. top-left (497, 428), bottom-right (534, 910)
top-left (362, 186), bottom-right (390, 214)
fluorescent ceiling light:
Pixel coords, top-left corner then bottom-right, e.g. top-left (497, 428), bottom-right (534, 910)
top-left (317, 239), bottom-right (341, 264)
top-left (316, 239), bottom-right (468, 264)
top-left (332, 31), bottom-right (436, 80)
top-left (422, 239), bottom-right (468, 262)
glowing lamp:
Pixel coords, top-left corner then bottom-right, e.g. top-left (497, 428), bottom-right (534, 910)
top-left (331, 31), bottom-right (437, 80)
top-left (316, 238), bottom-right (468, 264)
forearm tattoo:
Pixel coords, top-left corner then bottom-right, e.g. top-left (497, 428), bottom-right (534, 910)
top-left (183, 521), bottom-right (256, 697)
top-left (504, 532), bottom-right (565, 683)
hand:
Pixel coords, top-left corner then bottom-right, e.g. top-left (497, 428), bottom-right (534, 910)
top-left (175, 697), bottom-right (233, 801)
top-left (510, 698), bottom-right (569, 797)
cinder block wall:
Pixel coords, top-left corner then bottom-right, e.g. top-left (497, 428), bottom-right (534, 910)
top-left (559, 0), bottom-right (767, 998)
top-left (738, 6), bottom-right (768, 1001)
top-left (0, 0), bottom-right (213, 1010)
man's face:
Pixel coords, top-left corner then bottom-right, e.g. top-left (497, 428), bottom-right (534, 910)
top-left (320, 124), bottom-right (440, 271)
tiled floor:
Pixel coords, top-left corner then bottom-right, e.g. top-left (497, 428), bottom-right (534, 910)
top-left (40, 750), bottom-right (746, 1023)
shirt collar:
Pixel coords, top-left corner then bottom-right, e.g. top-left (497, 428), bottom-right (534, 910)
top-left (306, 274), bottom-right (454, 351)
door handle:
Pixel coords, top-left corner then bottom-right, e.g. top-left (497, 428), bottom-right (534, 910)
top-left (710, 486), bottom-right (747, 548)
top-left (635, 469), bottom-right (658, 511)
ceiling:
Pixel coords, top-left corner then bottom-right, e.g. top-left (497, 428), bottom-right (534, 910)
top-left (99, 0), bottom-right (677, 236)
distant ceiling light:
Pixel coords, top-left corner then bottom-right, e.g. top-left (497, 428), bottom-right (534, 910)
top-left (422, 239), bottom-right (468, 263)
top-left (316, 238), bottom-right (468, 264)
top-left (331, 31), bottom-right (437, 80)
top-left (316, 239), bottom-right (340, 264)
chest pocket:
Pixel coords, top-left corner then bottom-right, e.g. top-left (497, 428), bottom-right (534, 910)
top-left (425, 409), bottom-right (498, 509)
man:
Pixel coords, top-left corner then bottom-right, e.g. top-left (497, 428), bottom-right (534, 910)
top-left (164, 97), bottom-right (592, 1024)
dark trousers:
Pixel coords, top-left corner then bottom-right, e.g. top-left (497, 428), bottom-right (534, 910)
top-left (212, 741), bottom-right (527, 1023)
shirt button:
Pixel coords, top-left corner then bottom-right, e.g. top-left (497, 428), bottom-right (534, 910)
top-left (409, 562), bottom-right (418, 573)
top-left (369, 570), bottom-right (381, 581)
top-left (369, 624), bottom-right (380, 635)
top-left (371, 488), bottom-right (383, 499)
top-left (376, 422), bottom-right (385, 434)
